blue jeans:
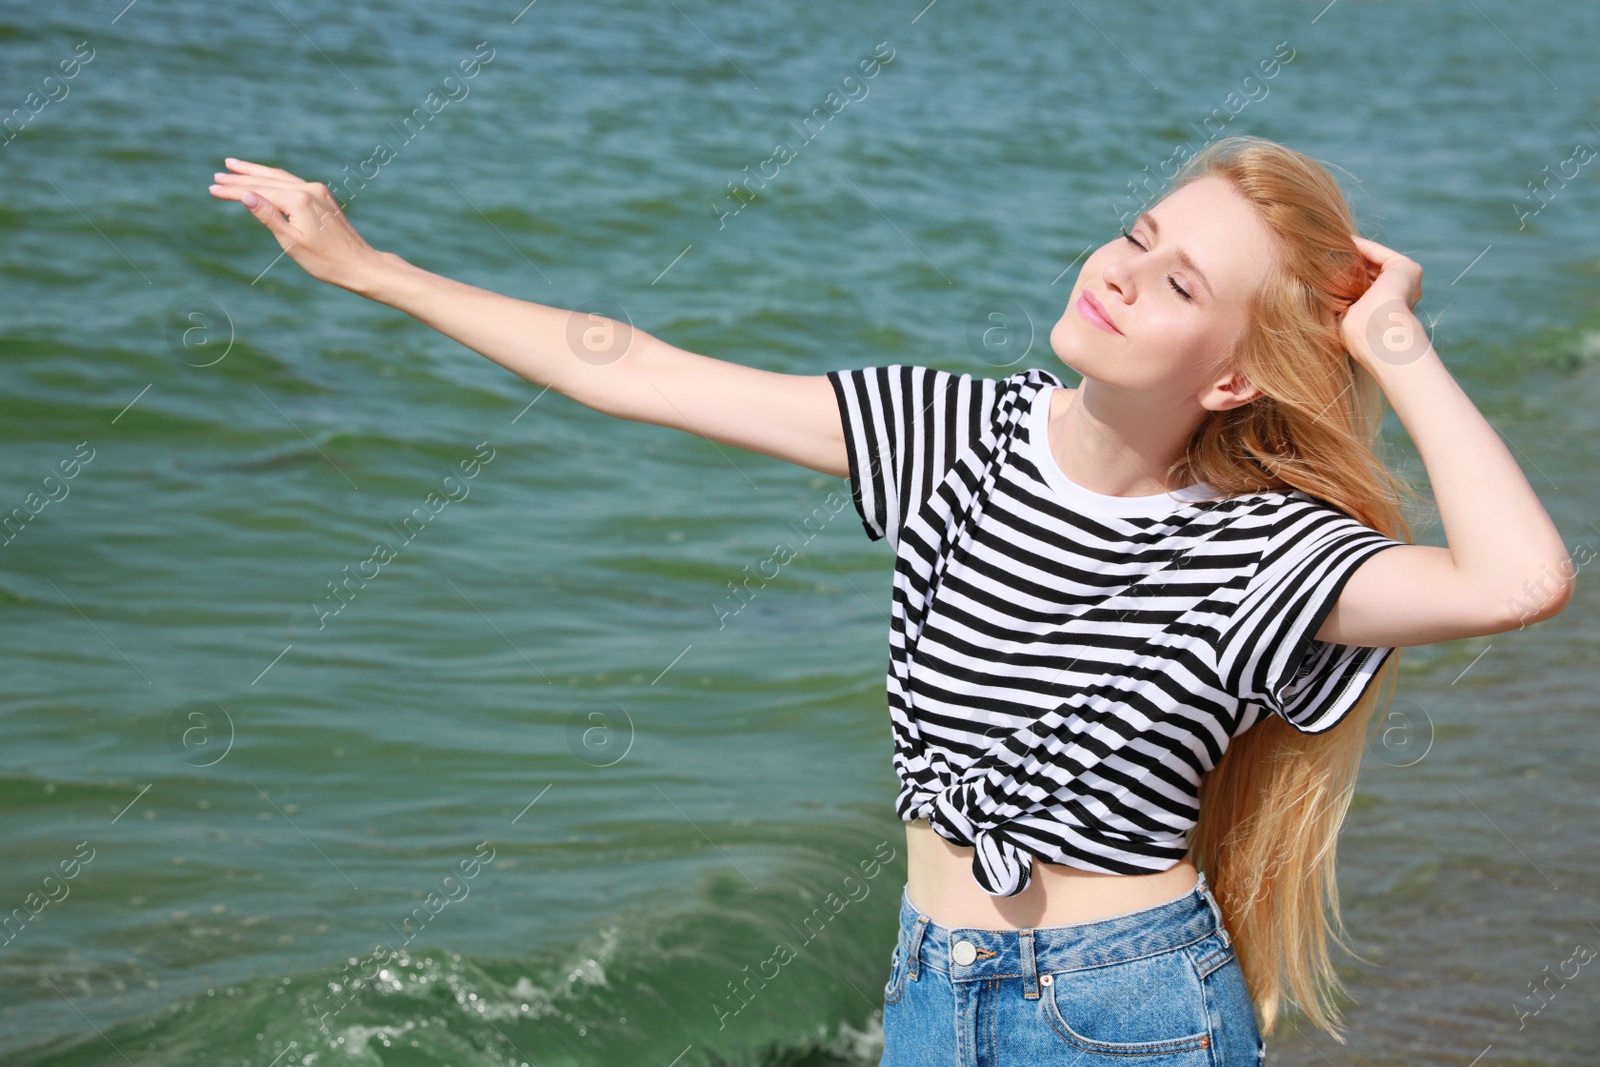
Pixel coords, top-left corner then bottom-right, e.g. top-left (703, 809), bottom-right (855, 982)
top-left (878, 871), bottom-right (1264, 1066)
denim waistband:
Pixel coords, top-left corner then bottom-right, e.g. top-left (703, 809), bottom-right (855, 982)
top-left (896, 871), bottom-right (1229, 988)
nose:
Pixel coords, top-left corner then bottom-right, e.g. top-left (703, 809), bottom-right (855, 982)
top-left (1100, 255), bottom-right (1133, 301)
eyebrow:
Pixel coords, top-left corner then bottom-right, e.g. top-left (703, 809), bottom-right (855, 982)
top-left (1137, 211), bottom-right (1215, 300)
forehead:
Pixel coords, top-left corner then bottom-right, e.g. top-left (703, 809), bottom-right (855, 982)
top-left (1146, 177), bottom-right (1277, 302)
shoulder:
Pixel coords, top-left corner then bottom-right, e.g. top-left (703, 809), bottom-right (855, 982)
top-left (1179, 490), bottom-right (1378, 556)
top-left (1203, 487), bottom-right (1357, 523)
top-left (1263, 491), bottom-right (1386, 535)
top-left (827, 363), bottom-right (1065, 390)
top-left (1238, 491), bottom-right (1406, 577)
top-left (1012, 366), bottom-right (1067, 393)
top-left (826, 363), bottom-right (1067, 434)
top-left (989, 365), bottom-right (1067, 422)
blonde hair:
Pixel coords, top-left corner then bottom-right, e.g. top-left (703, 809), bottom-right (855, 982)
top-left (1151, 136), bottom-right (1425, 1042)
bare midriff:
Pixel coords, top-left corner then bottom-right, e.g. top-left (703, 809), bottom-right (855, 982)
top-left (905, 818), bottom-right (1199, 929)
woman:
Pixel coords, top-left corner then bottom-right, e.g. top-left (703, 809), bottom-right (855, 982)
top-left (209, 135), bottom-right (1572, 1064)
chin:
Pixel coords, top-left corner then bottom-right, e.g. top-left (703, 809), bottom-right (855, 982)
top-left (1048, 317), bottom-right (1098, 380)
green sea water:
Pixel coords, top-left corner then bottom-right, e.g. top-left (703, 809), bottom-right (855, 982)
top-left (2, 2), bottom-right (1598, 1064)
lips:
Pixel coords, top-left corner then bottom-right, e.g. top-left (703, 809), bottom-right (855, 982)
top-left (1077, 290), bottom-right (1121, 335)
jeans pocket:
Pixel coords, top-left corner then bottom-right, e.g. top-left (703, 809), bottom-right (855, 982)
top-left (1042, 953), bottom-right (1212, 1057)
top-left (883, 938), bottom-right (908, 1006)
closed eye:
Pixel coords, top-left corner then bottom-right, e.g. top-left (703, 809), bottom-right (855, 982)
top-left (1120, 229), bottom-right (1193, 301)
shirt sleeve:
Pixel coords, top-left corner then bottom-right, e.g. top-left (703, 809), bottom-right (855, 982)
top-left (825, 364), bottom-right (1003, 549)
top-left (1220, 500), bottom-right (1408, 734)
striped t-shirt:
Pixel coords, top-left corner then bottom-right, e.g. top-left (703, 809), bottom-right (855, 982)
top-left (827, 363), bottom-right (1406, 897)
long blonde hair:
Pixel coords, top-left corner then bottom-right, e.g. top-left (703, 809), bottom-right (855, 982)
top-left (1150, 136), bottom-right (1425, 1041)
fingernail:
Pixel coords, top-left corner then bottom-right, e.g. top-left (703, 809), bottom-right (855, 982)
top-left (213, 172), bottom-right (227, 182)
top-left (242, 191), bottom-right (259, 208)
top-left (225, 157), bottom-right (238, 165)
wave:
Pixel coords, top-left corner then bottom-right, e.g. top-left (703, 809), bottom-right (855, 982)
top-left (4, 821), bottom-right (903, 1067)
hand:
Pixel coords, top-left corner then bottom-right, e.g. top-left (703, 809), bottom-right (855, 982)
top-left (209, 158), bottom-right (384, 292)
top-left (1339, 234), bottom-right (1432, 370)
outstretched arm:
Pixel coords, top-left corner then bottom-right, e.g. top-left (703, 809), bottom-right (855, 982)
top-left (209, 158), bottom-right (849, 480)
top-left (1316, 235), bottom-right (1575, 648)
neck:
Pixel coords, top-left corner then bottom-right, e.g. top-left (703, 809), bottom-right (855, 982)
top-left (1053, 378), bottom-right (1207, 497)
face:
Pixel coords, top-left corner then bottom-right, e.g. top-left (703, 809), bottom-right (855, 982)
top-left (1049, 175), bottom-right (1280, 407)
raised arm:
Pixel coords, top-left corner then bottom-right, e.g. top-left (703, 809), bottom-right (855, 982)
top-left (208, 158), bottom-right (849, 480)
top-left (1316, 235), bottom-right (1575, 648)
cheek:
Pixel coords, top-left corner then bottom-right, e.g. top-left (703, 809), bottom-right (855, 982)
top-left (1058, 252), bottom-right (1109, 319)
top-left (1163, 318), bottom-right (1233, 376)
top-left (1137, 310), bottom-right (1212, 363)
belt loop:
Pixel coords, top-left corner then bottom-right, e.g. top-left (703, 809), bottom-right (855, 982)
top-left (1198, 872), bottom-right (1231, 947)
top-left (1020, 928), bottom-right (1039, 1000)
top-left (907, 914), bottom-right (930, 981)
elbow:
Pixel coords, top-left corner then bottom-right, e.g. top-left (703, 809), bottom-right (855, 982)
top-left (1492, 568), bottom-right (1577, 633)
top-left (568, 326), bottom-right (660, 423)
top-left (1545, 575), bottom-right (1578, 618)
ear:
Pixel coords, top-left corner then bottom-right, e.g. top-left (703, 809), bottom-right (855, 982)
top-left (1200, 369), bottom-right (1263, 412)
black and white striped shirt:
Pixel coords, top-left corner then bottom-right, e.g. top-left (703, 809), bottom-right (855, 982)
top-left (827, 363), bottom-right (1406, 897)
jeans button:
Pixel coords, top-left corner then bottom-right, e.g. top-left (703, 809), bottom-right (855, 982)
top-left (951, 939), bottom-right (977, 966)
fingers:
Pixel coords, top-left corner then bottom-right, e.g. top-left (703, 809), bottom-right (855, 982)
top-left (209, 183), bottom-right (263, 203)
top-left (222, 157), bottom-right (303, 182)
top-left (1351, 234), bottom-right (1398, 263)
top-left (1347, 234), bottom-right (1425, 312)
top-left (1352, 234), bottom-right (1421, 270)
top-left (236, 186), bottom-right (296, 239)
top-left (212, 170), bottom-right (342, 206)
top-left (207, 178), bottom-right (294, 208)
top-left (211, 172), bottom-right (308, 193)
top-left (1352, 234), bottom-right (1423, 278)
top-left (210, 181), bottom-right (305, 209)
top-left (210, 173), bottom-right (340, 216)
